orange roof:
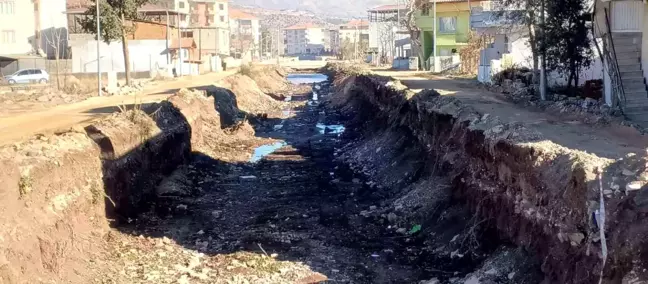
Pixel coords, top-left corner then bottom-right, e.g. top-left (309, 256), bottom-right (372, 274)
top-left (284, 23), bottom-right (321, 30)
top-left (342, 19), bottom-right (369, 28)
top-left (170, 38), bottom-right (197, 49)
top-left (229, 8), bottom-right (258, 20)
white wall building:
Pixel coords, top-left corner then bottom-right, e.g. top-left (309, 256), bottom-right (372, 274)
top-left (367, 4), bottom-right (408, 62)
top-left (0, 0), bottom-right (68, 58)
top-left (339, 19), bottom-right (370, 44)
top-left (229, 8), bottom-right (260, 61)
top-left (283, 23), bottom-right (325, 55)
top-left (189, 0), bottom-right (229, 55)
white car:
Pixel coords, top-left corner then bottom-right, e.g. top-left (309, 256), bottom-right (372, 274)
top-left (4, 69), bottom-right (50, 85)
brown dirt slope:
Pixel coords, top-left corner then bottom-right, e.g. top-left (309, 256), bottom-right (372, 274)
top-left (325, 63), bottom-right (648, 283)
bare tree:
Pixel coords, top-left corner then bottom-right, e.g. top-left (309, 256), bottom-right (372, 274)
top-left (377, 21), bottom-right (396, 65)
top-left (404, 0), bottom-right (424, 68)
top-left (43, 27), bottom-right (68, 90)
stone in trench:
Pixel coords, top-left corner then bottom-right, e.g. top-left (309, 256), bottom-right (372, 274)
top-left (622, 168), bottom-right (636, 176)
top-left (387, 212), bottom-right (397, 223)
top-left (626, 181), bottom-right (644, 193)
top-left (568, 233), bottom-right (585, 246)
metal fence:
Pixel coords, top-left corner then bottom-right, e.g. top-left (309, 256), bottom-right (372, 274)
top-left (0, 58), bottom-right (74, 77)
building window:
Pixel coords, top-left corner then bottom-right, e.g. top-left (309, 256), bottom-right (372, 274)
top-left (181, 31), bottom-right (193, 38)
top-left (0, 1), bottom-right (15, 15)
top-left (439, 16), bottom-right (457, 33)
top-left (1, 30), bottom-right (15, 43)
top-left (219, 3), bottom-right (224, 10)
top-left (220, 16), bottom-right (225, 22)
top-left (179, 1), bottom-right (185, 8)
top-left (181, 14), bottom-right (187, 22)
top-left (421, 4), bottom-right (429, 16)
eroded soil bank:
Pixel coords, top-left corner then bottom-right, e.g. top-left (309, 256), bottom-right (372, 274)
top-left (3, 64), bottom-right (647, 283)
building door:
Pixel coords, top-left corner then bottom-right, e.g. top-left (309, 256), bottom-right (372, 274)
top-left (611, 1), bottom-right (644, 32)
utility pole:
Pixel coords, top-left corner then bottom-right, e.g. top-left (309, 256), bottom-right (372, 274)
top-left (433, 0), bottom-right (437, 72)
top-left (177, 14), bottom-right (182, 77)
top-left (96, 0), bottom-right (101, 96)
top-left (165, 10), bottom-right (170, 64)
top-left (540, 0), bottom-right (547, 100)
top-left (276, 28), bottom-right (280, 65)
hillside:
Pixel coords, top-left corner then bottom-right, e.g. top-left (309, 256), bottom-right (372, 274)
top-left (230, 0), bottom-right (392, 18)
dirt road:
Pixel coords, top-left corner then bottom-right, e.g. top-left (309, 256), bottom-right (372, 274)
top-left (374, 70), bottom-right (648, 158)
top-left (0, 70), bottom-right (237, 146)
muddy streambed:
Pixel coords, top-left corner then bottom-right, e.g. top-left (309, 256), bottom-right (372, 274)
top-left (110, 73), bottom-right (541, 284)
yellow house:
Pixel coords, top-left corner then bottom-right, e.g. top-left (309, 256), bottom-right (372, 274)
top-left (415, 0), bottom-right (485, 70)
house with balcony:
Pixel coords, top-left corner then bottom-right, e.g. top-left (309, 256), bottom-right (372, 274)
top-left (187, 0), bottom-right (230, 56)
top-left (414, 0), bottom-right (485, 71)
top-left (229, 8), bottom-right (260, 61)
top-left (367, 4), bottom-right (409, 64)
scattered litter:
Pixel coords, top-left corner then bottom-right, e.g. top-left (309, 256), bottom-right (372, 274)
top-left (284, 96), bottom-right (292, 102)
top-left (273, 124), bottom-right (284, 130)
top-left (313, 92), bottom-right (319, 101)
top-left (176, 204), bottom-right (188, 210)
top-left (316, 123), bottom-right (345, 135)
top-left (408, 224), bottom-right (422, 234)
top-left (240, 175), bottom-right (258, 180)
top-left (315, 85), bottom-right (321, 90)
top-left (370, 254), bottom-right (380, 258)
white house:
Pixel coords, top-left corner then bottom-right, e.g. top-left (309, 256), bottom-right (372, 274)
top-left (283, 23), bottom-right (325, 55)
top-left (367, 4), bottom-right (409, 63)
top-left (592, 0), bottom-right (648, 124)
top-left (0, 0), bottom-right (68, 58)
top-left (229, 8), bottom-right (260, 61)
top-left (339, 19), bottom-right (370, 44)
top-left (473, 4), bottom-right (603, 89)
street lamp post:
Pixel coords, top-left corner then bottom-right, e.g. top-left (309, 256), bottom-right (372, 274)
top-left (96, 0), bottom-right (101, 96)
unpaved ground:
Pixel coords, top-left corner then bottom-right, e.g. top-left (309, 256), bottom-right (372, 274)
top-left (0, 70), bottom-right (242, 146)
top-left (84, 80), bottom-right (507, 284)
top-left (373, 70), bottom-right (648, 159)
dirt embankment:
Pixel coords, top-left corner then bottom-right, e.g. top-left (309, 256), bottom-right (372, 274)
top-left (324, 64), bottom-right (648, 283)
top-left (0, 66), bottom-right (288, 282)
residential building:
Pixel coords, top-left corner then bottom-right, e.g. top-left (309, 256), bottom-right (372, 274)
top-left (414, 0), bottom-right (486, 71)
top-left (367, 4), bottom-right (409, 64)
top-left (593, 0), bottom-right (648, 124)
top-left (187, 0), bottom-right (229, 55)
top-left (0, 0), bottom-right (68, 58)
top-left (283, 23), bottom-right (326, 55)
top-left (328, 28), bottom-right (340, 55)
top-left (229, 8), bottom-right (260, 60)
top-left (339, 19), bottom-right (370, 44)
top-left (67, 1), bottom-right (190, 32)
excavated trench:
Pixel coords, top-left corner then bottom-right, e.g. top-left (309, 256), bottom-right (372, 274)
top-left (6, 65), bottom-right (644, 283)
top-left (107, 72), bottom-right (542, 283)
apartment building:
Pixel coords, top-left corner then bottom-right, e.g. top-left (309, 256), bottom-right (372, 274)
top-left (283, 23), bottom-right (325, 55)
top-left (0, 0), bottom-right (68, 58)
top-left (229, 8), bottom-right (260, 60)
top-left (187, 0), bottom-right (229, 55)
top-left (339, 19), bottom-right (370, 44)
top-left (67, 0), bottom-right (190, 33)
top-left (327, 29), bottom-right (340, 55)
top-left (367, 4), bottom-right (408, 62)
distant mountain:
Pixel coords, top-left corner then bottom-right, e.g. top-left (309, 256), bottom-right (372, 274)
top-left (230, 0), bottom-right (394, 18)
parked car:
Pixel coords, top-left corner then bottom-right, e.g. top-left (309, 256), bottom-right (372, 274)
top-left (3, 69), bottom-right (49, 85)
